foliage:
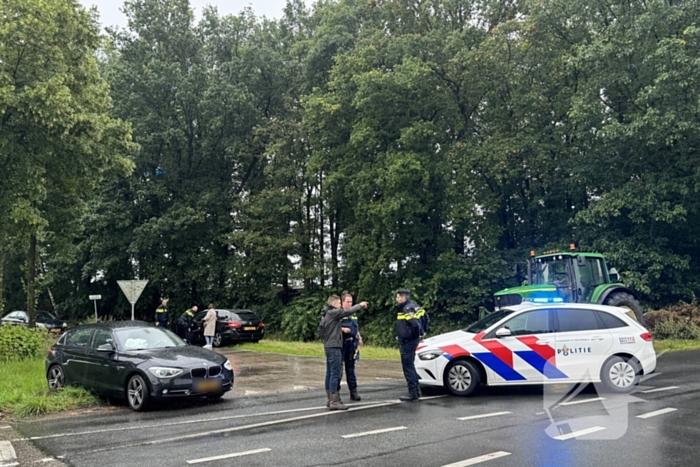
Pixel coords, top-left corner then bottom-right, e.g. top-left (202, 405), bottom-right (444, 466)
top-left (651, 317), bottom-right (700, 341)
top-left (4, 0), bottom-right (700, 344)
top-left (646, 299), bottom-right (700, 340)
top-left (0, 325), bottom-right (54, 362)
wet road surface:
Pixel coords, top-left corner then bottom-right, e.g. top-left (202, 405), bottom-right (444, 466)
top-left (4, 349), bottom-right (700, 467)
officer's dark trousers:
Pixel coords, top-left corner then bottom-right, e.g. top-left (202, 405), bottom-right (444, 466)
top-left (324, 347), bottom-right (343, 392)
top-left (400, 338), bottom-right (420, 390)
top-left (341, 338), bottom-right (358, 390)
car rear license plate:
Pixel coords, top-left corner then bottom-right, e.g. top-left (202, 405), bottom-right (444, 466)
top-left (244, 326), bottom-right (256, 331)
top-left (194, 379), bottom-right (222, 393)
top-left (51, 328), bottom-right (61, 333)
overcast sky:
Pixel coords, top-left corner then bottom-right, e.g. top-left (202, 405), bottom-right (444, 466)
top-left (78, 0), bottom-right (290, 28)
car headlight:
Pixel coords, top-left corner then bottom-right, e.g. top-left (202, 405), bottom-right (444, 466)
top-left (418, 350), bottom-right (445, 361)
top-left (148, 367), bottom-right (184, 378)
top-left (62, 322), bottom-right (67, 327)
top-left (36, 323), bottom-right (46, 329)
top-left (223, 359), bottom-right (233, 371)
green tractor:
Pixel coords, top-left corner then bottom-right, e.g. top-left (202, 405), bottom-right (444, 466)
top-left (494, 248), bottom-right (645, 325)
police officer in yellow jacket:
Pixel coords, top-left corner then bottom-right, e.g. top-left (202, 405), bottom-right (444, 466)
top-left (155, 299), bottom-right (169, 328)
top-left (177, 306), bottom-right (198, 343)
top-left (395, 289), bottom-right (425, 402)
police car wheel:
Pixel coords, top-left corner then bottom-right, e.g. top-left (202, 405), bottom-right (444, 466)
top-left (601, 356), bottom-right (640, 393)
top-left (444, 360), bottom-right (480, 396)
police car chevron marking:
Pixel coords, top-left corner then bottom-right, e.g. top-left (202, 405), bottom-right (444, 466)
top-left (515, 336), bottom-right (568, 379)
top-left (471, 352), bottom-right (527, 381)
top-left (438, 344), bottom-right (471, 361)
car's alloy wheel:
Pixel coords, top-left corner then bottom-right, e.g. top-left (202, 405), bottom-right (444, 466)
top-left (127, 374), bottom-right (149, 411)
top-left (213, 332), bottom-right (222, 347)
top-left (445, 360), bottom-right (481, 396)
top-left (47, 365), bottom-right (65, 390)
top-left (601, 356), bottom-right (640, 393)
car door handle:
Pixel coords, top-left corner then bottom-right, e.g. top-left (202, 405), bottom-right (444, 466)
top-left (590, 336), bottom-right (605, 341)
top-left (536, 340), bottom-right (551, 345)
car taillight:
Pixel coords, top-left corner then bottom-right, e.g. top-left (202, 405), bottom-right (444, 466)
top-left (258, 322), bottom-right (264, 328)
top-left (228, 321), bottom-right (242, 329)
top-left (47, 346), bottom-right (53, 357)
top-left (640, 332), bottom-right (653, 342)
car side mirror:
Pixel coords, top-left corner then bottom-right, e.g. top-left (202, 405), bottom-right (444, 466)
top-left (495, 327), bottom-right (512, 338)
top-left (97, 343), bottom-right (114, 353)
top-left (609, 268), bottom-right (619, 282)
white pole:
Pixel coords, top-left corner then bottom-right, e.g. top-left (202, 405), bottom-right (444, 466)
top-left (94, 300), bottom-right (98, 322)
top-left (131, 302), bottom-right (135, 321)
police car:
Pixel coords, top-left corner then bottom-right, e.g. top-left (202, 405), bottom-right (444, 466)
top-left (415, 301), bottom-right (656, 396)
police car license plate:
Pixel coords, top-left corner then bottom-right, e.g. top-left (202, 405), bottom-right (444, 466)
top-left (194, 379), bottom-right (222, 393)
top-left (244, 326), bottom-right (256, 331)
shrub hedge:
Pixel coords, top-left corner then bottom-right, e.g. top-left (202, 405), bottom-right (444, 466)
top-left (0, 325), bottom-right (54, 362)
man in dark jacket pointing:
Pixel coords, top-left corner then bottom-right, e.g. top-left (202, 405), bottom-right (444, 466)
top-left (320, 295), bottom-right (368, 410)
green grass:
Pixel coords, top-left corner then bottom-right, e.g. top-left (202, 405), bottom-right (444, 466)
top-left (235, 340), bottom-right (400, 360)
top-left (0, 358), bottom-right (99, 420)
top-left (654, 339), bottom-right (700, 353)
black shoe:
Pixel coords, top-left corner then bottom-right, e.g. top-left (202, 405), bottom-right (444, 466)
top-left (399, 392), bottom-right (419, 402)
top-left (350, 389), bottom-right (361, 401)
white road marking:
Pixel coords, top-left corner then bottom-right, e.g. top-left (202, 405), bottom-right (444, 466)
top-left (559, 397), bottom-right (606, 406)
top-left (441, 451), bottom-right (511, 466)
top-left (457, 411), bottom-right (511, 421)
top-left (27, 405), bottom-right (330, 441)
top-left (82, 401), bottom-right (402, 454)
top-left (35, 459), bottom-right (56, 463)
top-left (341, 426), bottom-right (407, 439)
top-left (552, 426), bottom-right (606, 440)
top-left (636, 408), bottom-right (677, 419)
top-left (0, 441), bottom-right (16, 462)
top-left (0, 427), bottom-right (11, 430)
top-left (640, 386), bottom-right (679, 394)
top-left (186, 448), bottom-right (271, 464)
top-left (0, 462), bottom-right (19, 467)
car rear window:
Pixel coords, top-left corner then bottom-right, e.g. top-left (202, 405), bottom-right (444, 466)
top-left (597, 311), bottom-right (629, 329)
top-left (232, 311), bottom-right (258, 321)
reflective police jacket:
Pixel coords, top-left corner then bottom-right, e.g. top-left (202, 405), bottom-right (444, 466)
top-left (396, 301), bottom-right (421, 343)
top-left (155, 305), bottom-right (169, 324)
top-left (178, 309), bottom-right (195, 329)
top-left (340, 313), bottom-right (359, 340)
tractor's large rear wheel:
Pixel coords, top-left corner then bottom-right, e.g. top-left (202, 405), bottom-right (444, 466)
top-left (604, 292), bottom-right (645, 326)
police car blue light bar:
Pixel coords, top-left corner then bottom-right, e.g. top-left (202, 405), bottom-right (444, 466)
top-left (530, 297), bottom-right (564, 303)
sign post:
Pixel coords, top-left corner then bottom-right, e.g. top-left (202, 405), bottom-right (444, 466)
top-left (88, 294), bottom-right (102, 321)
top-left (117, 280), bottom-right (149, 321)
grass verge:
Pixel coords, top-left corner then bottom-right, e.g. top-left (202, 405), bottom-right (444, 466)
top-left (0, 358), bottom-right (99, 420)
top-left (235, 340), bottom-right (400, 360)
top-left (654, 339), bottom-right (700, 353)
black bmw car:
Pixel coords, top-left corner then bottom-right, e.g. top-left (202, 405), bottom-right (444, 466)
top-left (46, 321), bottom-right (234, 411)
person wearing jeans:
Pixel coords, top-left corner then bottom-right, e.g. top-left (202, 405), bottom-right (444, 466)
top-left (319, 295), bottom-right (367, 410)
top-left (202, 304), bottom-right (217, 349)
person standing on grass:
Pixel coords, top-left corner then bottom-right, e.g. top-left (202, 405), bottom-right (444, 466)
top-left (319, 295), bottom-right (368, 410)
top-left (202, 304), bottom-right (217, 349)
top-left (340, 291), bottom-right (364, 401)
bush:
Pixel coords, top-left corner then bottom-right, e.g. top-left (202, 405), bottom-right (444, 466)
top-left (280, 294), bottom-right (326, 342)
top-left (652, 317), bottom-right (700, 340)
top-left (0, 325), bottom-right (54, 362)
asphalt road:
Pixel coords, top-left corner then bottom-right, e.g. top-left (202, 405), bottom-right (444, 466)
top-left (7, 349), bottom-right (700, 467)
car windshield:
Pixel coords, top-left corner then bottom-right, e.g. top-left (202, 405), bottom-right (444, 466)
top-left (534, 258), bottom-right (569, 286)
top-left (464, 309), bottom-right (518, 334)
top-left (113, 327), bottom-right (185, 351)
top-left (37, 311), bottom-right (56, 321)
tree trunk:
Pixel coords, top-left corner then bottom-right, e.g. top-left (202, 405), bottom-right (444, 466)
top-left (0, 245), bottom-right (4, 314)
top-left (27, 233), bottom-right (37, 327)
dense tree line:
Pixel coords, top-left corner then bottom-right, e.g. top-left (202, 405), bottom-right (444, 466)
top-left (2, 0), bottom-right (700, 344)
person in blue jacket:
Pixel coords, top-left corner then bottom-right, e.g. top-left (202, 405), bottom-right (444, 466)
top-left (340, 291), bottom-right (364, 401)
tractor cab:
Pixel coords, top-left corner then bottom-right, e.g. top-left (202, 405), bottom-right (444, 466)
top-left (494, 248), bottom-right (645, 324)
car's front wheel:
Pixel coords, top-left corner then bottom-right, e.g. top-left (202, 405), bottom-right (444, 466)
top-left (601, 356), bottom-right (640, 393)
top-left (47, 365), bottom-right (65, 390)
top-left (126, 374), bottom-right (150, 411)
top-left (444, 360), bottom-right (481, 396)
